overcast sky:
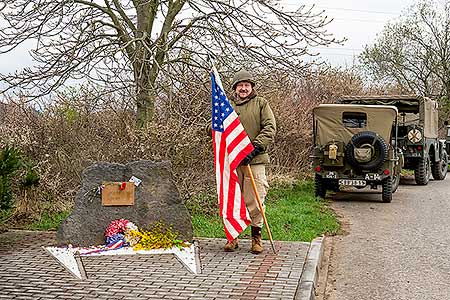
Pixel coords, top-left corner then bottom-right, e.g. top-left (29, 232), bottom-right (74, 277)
top-left (0, 0), bottom-right (418, 73)
top-left (289, 0), bottom-right (417, 66)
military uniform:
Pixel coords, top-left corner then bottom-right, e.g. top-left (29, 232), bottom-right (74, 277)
top-left (225, 70), bottom-right (277, 254)
top-left (231, 93), bottom-right (276, 229)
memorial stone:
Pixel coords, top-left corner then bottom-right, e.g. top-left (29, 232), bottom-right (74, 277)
top-left (57, 160), bottom-right (193, 246)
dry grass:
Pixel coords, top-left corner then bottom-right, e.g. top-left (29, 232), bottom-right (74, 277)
top-left (0, 68), bottom-right (367, 223)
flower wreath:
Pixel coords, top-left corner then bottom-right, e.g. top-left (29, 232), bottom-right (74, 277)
top-left (104, 219), bottom-right (188, 251)
top-left (104, 219), bottom-right (140, 248)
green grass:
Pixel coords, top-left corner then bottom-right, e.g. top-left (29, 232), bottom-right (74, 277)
top-left (401, 169), bottom-right (414, 175)
top-left (8, 180), bottom-right (340, 242)
top-left (25, 211), bottom-right (70, 231)
top-left (192, 180), bottom-right (340, 242)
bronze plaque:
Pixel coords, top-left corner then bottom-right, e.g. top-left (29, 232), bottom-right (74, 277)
top-left (101, 182), bottom-right (135, 206)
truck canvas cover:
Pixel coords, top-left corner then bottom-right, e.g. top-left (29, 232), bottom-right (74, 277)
top-left (313, 104), bottom-right (398, 146)
top-left (338, 95), bottom-right (438, 138)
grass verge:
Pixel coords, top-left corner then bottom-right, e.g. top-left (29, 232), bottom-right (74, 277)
top-left (192, 180), bottom-right (340, 242)
top-left (2, 180), bottom-right (340, 243)
top-left (24, 211), bottom-right (70, 231)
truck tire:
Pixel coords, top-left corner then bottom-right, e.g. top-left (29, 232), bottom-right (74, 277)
top-left (382, 177), bottom-right (393, 203)
top-left (346, 131), bottom-right (388, 171)
top-left (431, 150), bottom-right (448, 180)
top-left (314, 174), bottom-right (327, 199)
top-left (330, 179), bottom-right (340, 192)
top-left (415, 155), bottom-right (431, 185)
top-left (392, 173), bottom-right (400, 193)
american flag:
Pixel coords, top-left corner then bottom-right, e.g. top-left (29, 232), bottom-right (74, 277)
top-left (77, 240), bottom-right (125, 256)
top-left (211, 67), bottom-right (254, 241)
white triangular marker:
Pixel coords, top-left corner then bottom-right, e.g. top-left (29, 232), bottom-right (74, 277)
top-left (44, 247), bottom-right (83, 279)
top-left (172, 244), bottom-right (200, 274)
top-left (44, 244), bottom-right (200, 280)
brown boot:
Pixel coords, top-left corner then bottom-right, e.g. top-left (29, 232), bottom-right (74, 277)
top-left (251, 226), bottom-right (264, 254)
top-left (224, 238), bottom-right (239, 252)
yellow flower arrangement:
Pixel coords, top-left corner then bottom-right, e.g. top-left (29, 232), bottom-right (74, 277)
top-left (130, 221), bottom-right (189, 251)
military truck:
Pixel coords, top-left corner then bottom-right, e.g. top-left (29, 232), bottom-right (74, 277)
top-left (339, 95), bottom-right (448, 185)
top-left (445, 121), bottom-right (450, 156)
top-left (311, 104), bottom-right (403, 202)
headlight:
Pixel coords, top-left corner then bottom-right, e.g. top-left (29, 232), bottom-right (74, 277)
top-left (407, 129), bottom-right (422, 143)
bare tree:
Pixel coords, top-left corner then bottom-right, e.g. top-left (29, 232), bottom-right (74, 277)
top-left (0, 0), bottom-right (338, 127)
top-left (360, 0), bottom-right (450, 104)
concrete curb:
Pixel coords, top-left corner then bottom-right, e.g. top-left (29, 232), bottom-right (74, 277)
top-left (294, 236), bottom-right (324, 300)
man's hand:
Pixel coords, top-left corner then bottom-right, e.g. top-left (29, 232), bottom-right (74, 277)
top-left (241, 144), bottom-right (263, 165)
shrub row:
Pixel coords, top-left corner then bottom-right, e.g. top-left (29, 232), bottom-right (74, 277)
top-left (0, 68), bottom-right (365, 223)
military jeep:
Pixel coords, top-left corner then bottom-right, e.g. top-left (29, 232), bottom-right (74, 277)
top-left (445, 121), bottom-right (450, 157)
top-left (339, 95), bottom-right (448, 185)
top-left (311, 104), bottom-right (403, 202)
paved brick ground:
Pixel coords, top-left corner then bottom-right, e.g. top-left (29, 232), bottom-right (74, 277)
top-left (0, 230), bottom-right (310, 300)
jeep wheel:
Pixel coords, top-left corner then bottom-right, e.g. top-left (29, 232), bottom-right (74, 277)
top-left (431, 150), bottom-right (448, 180)
top-left (346, 131), bottom-right (388, 171)
top-left (314, 174), bottom-right (327, 199)
top-left (329, 179), bottom-right (340, 192)
top-left (382, 177), bottom-right (393, 203)
top-left (392, 173), bottom-right (400, 193)
top-left (415, 155), bottom-right (431, 185)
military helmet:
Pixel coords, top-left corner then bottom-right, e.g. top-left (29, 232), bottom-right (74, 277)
top-left (232, 69), bottom-right (255, 90)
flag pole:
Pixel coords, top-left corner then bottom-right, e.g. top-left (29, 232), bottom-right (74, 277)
top-left (206, 52), bottom-right (215, 71)
top-left (245, 165), bottom-right (276, 254)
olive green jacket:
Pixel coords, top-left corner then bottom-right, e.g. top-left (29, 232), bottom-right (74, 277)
top-left (231, 94), bottom-right (276, 164)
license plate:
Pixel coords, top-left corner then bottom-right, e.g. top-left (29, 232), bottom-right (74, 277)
top-left (338, 179), bottom-right (366, 187)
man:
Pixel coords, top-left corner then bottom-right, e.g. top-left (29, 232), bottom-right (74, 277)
top-left (223, 69), bottom-right (276, 254)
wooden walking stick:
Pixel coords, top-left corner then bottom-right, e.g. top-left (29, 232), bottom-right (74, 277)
top-left (245, 165), bottom-right (277, 254)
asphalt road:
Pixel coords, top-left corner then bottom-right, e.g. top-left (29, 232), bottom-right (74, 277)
top-left (322, 175), bottom-right (450, 300)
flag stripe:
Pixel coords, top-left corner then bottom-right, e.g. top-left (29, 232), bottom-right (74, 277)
top-left (230, 139), bottom-right (254, 170)
top-left (226, 169), bottom-right (243, 234)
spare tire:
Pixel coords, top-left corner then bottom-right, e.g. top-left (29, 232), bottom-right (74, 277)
top-left (345, 131), bottom-right (388, 171)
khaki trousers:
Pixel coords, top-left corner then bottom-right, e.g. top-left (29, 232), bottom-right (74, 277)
top-left (236, 164), bottom-right (269, 228)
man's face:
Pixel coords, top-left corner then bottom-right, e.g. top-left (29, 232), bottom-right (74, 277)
top-left (235, 81), bottom-right (253, 99)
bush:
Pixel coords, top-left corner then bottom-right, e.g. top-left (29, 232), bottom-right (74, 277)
top-left (0, 66), bottom-right (367, 223)
top-left (0, 145), bottom-right (22, 210)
